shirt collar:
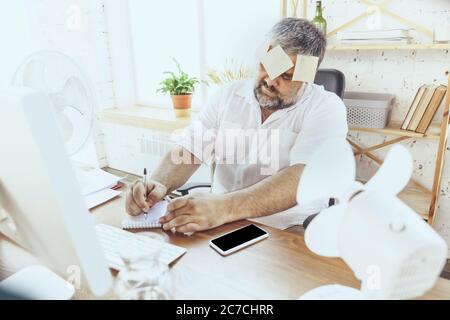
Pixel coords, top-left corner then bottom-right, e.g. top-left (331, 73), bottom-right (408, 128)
top-left (236, 78), bottom-right (258, 104)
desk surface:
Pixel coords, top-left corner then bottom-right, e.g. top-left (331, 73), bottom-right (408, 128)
top-left (86, 195), bottom-right (450, 300)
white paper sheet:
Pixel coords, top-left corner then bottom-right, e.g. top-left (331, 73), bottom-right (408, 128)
top-left (74, 168), bottom-right (121, 196)
top-left (85, 189), bottom-right (122, 209)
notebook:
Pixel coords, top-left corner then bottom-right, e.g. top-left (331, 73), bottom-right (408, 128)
top-left (121, 200), bottom-right (168, 229)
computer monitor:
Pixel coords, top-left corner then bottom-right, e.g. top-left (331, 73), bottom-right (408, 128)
top-left (0, 87), bottom-right (112, 297)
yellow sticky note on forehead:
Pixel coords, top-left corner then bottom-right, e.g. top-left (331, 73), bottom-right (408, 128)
top-left (292, 55), bottom-right (319, 83)
top-left (260, 45), bottom-right (294, 80)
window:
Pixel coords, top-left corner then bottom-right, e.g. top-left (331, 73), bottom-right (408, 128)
top-left (0, 0), bottom-right (35, 87)
top-left (128, 0), bottom-right (280, 109)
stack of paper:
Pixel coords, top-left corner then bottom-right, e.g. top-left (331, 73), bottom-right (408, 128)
top-left (74, 168), bottom-right (123, 209)
top-left (338, 29), bottom-right (413, 45)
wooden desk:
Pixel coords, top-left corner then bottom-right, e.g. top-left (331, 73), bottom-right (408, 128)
top-left (0, 194), bottom-right (449, 299)
top-left (88, 195), bottom-right (450, 300)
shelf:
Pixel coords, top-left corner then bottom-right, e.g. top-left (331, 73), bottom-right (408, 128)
top-left (349, 121), bottom-right (441, 140)
top-left (327, 43), bottom-right (450, 51)
top-left (398, 187), bottom-right (431, 221)
top-left (356, 180), bottom-right (430, 220)
top-left (100, 105), bottom-right (194, 133)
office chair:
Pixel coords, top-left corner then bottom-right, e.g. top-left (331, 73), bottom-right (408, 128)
top-left (177, 69), bottom-right (346, 228)
top-left (314, 68), bottom-right (346, 99)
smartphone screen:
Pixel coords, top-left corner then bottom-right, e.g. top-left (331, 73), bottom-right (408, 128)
top-left (210, 224), bottom-right (267, 252)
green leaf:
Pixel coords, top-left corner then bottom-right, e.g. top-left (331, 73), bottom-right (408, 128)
top-left (156, 58), bottom-right (205, 95)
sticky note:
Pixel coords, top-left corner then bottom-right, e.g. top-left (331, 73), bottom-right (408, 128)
top-left (260, 45), bottom-right (294, 80)
top-left (292, 55), bottom-right (319, 83)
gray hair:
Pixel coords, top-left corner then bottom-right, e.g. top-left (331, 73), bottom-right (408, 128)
top-left (268, 18), bottom-right (327, 64)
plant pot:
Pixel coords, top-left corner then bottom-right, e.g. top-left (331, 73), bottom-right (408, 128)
top-left (171, 94), bottom-right (192, 117)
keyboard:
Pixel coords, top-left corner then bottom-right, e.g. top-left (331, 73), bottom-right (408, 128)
top-left (95, 224), bottom-right (187, 271)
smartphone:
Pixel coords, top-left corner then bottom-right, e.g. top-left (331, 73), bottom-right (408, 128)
top-left (209, 224), bottom-right (269, 256)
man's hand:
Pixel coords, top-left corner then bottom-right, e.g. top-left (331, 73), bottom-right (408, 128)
top-left (125, 180), bottom-right (168, 216)
top-left (159, 193), bottom-right (231, 233)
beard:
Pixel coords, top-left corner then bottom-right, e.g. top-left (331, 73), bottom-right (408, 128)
top-left (253, 80), bottom-right (298, 110)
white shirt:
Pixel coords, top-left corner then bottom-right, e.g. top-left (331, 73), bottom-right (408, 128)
top-left (178, 78), bottom-right (348, 228)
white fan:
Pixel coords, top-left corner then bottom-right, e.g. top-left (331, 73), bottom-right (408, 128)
top-left (297, 139), bottom-right (413, 258)
top-left (297, 139), bottom-right (447, 299)
top-left (12, 51), bottom-right (95, 157)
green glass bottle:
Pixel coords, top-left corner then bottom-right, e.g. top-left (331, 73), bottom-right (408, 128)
top-left (312, 1), bottom-right (327, 36)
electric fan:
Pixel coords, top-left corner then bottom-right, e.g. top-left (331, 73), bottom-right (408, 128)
top-left (297, 139), bottom-right (447, 300)
top-left (12, 51), bottom-right (95, 157)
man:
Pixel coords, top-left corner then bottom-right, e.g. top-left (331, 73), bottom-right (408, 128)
top-left (126, 18), bottom-right (348, 233)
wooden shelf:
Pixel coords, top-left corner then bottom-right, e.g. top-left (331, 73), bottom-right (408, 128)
top-left (327, 43), bottom-right (450, 51)
top-left (349, 121), bottom-right (441, 140)
top-left (398, 187), bottom-right (432, 221)
top-left (354, 179), bottom-right (430, 220)
top-left (99, 105), bottom-right (194, 133)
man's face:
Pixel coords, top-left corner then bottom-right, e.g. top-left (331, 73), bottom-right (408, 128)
top-left (254, 53), bottom-right (303, 110)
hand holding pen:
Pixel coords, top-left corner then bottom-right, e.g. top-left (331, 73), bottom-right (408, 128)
top-left (125, 168), bottom-right (169, 217)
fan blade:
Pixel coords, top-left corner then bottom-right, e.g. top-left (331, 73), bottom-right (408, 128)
top-left (297, 138), bottom-right (355, 205)
top-left (304, 204), bottom-right (346, 258)
top-left (56, 113), bottom-right (74, 143)
top-left (21, 60), bottom-right (47, 91)
top-left (364, 145), bottom-right (413, 195)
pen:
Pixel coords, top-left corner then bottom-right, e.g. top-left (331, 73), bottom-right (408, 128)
top-left (143, 168), bottom-right (148, 218)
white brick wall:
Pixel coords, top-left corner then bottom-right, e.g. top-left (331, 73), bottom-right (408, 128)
top-left (318, 0), bottom-right (450, 254)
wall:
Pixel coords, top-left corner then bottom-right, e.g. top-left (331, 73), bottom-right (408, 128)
top-left (2, 0), bottom-right (115, 167)
top-left (0, 1), bottom-right (35, 88)
top-left (316, 0), bottom-right (450, 253)
top-left (102, 122), bottom-right (211, 182)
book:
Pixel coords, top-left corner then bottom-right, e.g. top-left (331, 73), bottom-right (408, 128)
top-left (407, 85), bottom-right (438, 131)
top-left (85, 188), bottom-right (121, 210)
top-left (340, 38), bottom-right (413, 45)
top-left (416, 85), bottom-right (447, 133)
top-left (338, 28), bottom-right (412, 40)
top-left (121, 200), bottom-right (168, 229)
top-left (401, 85), bottom-right (427, 130)
top-left (338, 29), bottom-right (413, 45)
top-left (75, 167), bottom-right (121, 196)
top-left (74, 167), bottom-right (123, 209)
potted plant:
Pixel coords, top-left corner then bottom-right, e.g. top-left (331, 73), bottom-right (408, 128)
top-left (157, 58), bottom-right (201, 117)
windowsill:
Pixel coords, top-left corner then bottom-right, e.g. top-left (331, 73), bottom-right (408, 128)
top-left (99, 105), bottom-right (196, 132)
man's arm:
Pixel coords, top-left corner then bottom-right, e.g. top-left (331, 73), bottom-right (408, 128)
top-left (125, 145), bottom-right (200, 215)
top-left (160, 164), bottom-right (304, 232)
top-left (225, 164), bottom-right (304, 221)
top-left (151, 145), bottom-right (201, 193)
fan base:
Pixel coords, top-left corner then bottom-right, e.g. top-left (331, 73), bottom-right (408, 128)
top-left (298, 284), bottom-right (364, 300)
